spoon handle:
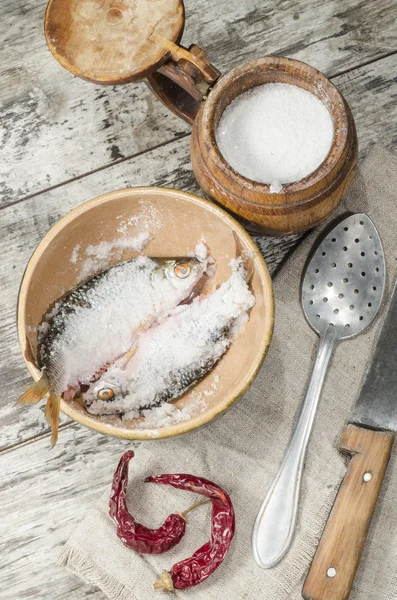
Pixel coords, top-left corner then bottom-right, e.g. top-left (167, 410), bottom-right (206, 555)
top-left (252, 324), bottom-right (337, 569)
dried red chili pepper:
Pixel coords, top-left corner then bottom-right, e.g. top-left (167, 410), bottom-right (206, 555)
top-left (109, 451), bottom-right (205, 554)
top-left (146, 473), bottom-right (235, 591)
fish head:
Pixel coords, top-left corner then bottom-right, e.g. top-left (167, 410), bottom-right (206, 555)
top-left (83, 377), bottom-right (125, 415)
top-left (162, 257), bottom-right (206, 293)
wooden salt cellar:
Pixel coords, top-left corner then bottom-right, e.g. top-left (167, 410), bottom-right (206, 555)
top-left (45, 0), bottom-right (358, 236)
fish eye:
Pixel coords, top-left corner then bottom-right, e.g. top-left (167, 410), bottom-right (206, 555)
top-left (175, 263), bottom-right (191, 279)
top-left (97, 388), bottom-right (115, 401)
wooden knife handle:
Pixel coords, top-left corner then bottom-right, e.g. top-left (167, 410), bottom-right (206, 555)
top-left (302, 424), bottom-right (395, 600)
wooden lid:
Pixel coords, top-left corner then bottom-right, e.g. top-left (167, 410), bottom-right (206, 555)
top-left (44, 0), bottom-right (185, 84)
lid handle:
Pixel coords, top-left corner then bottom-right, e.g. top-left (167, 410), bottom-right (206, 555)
top-left (146, 39), bottom-right (221, 124)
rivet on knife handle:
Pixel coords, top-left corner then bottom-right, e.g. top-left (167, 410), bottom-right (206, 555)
top-left (302, 424), bottom-right (394, 600)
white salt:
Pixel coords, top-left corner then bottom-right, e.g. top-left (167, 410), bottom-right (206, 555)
top-left (269, 181), bottom-right (283, 194)
top-left (40, 252), bottom-right (208, 394)
top-left (120, 373), bottom-right (220, 429)
top-left (211, 374), bottom-right (220, 390)
top-left (85, 260), bottom-right (254, 417)
top-left (191, 241), bottom-right (209, 262)
top-left (70, 244), bottom-right (81, 265)
top-left (116, 201), bottom-right (161, 233)
top-left (133, 393), bottom-right (209, 429)
top-left (77, 231), bottom-right (152, 280)
top-left (72, 200), bottom-right (162, 280)
top-left (216, 83), bottom-right (334, 189)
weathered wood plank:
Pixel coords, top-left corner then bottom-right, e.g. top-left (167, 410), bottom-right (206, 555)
top-left (1, 52), bottom-right (397, 452)
top-left (1, 0), bottom-right (396, 207)
top-left (0, 424), bottom-right (133, 600)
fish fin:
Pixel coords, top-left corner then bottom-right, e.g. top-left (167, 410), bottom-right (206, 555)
top-left (233, 231), bottom-right (254, 283)
top-left (118, 320), bottom-right (150, 369)
top-left (120, 343), bottom-right (137, 366)
top-left (17, 375), bottom-right (50, 405)
top-left (45, 394), bottom-right (61, 448)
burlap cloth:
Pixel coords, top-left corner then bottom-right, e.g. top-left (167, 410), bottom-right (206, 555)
top-left (59, 147), bottom-right (397, 600)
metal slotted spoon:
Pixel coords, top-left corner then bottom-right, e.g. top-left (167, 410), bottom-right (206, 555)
top-left (252, 213), bottom-right (386, 569)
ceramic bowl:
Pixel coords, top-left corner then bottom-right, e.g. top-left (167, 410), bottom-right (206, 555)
top-left (18, 187), bottom-right (274, 440)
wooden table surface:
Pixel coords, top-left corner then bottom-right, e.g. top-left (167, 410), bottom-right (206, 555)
top-left (1, 0), bottom-right (396, 597)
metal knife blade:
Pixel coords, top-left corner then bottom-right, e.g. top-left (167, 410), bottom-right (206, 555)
top-left (351, 278), bottom-right (397, 432)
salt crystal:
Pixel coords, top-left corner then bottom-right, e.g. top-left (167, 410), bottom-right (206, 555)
top-left (132, 394), bottom-right (209, 429)
top-left (85, 260), bottom-right (254, 416)
top-left (192, 241), bottom-right (208, 262)
top-left (78, 231), bottom-right (152, 280)
top-left (211, 374), bottom-right (220, 390)
top-left (216, 83), bottom-right (334, 186)
top-left (70, 244), bottom-right (81, 265)
top-left (269, 180), bottom-right (283, 194)
top-left (137, 200), bottom-right (162, 229)
top-left (75, 200), bottom-right (162, 279)
top-left (85, 231), bottom-right (151, 259)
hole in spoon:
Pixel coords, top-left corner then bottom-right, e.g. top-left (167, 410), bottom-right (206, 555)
top-left (323, 297), bottom-right (328, 302)
top-left (354, 289), bottom-right (359, 294)
top-left (361, 252), bottom-right (365, 257)
top-left (343, 278), bottom-right (348, 283)
top-left (368, 303), bottom-right (372, 307)
top-left (359, 316), bottom-right (364, 321)
top-left (361, 272), bottom-right (366, 277)
top-left (343, 246), bottom-right (348, 251)
top-left (331, 263), bottom-right (336, 268)
top-left (355, 238), bottom-right (359, 243)
top-left (327, 282), bottom-right (333, 287)
top-left (345, 324), bottom-right (350, 328)
top-left (338, 293), bottom-right (344, 299)
top-left (334, 309), bottom-right (339, 314)
top-left (344, 227), bottom-right (348, 231)
top-left (348, 263), bottom-right (353, 268)
top-left (349, 305), bottom-right (354, 310)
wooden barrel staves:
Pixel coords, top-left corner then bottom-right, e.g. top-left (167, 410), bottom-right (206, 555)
top-left (191, 56), bottom-right (358, 236)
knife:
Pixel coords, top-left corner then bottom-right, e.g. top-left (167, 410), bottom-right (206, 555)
top-left (302, 280), bottom-right (397, 600)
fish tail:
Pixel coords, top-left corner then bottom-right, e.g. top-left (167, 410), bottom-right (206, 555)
top-left (233, 231), bottom-right (254, 282)
top-left (45, 394), bottom-right (61, 448)
top-left (17, 375), bottom-right (50, 405)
